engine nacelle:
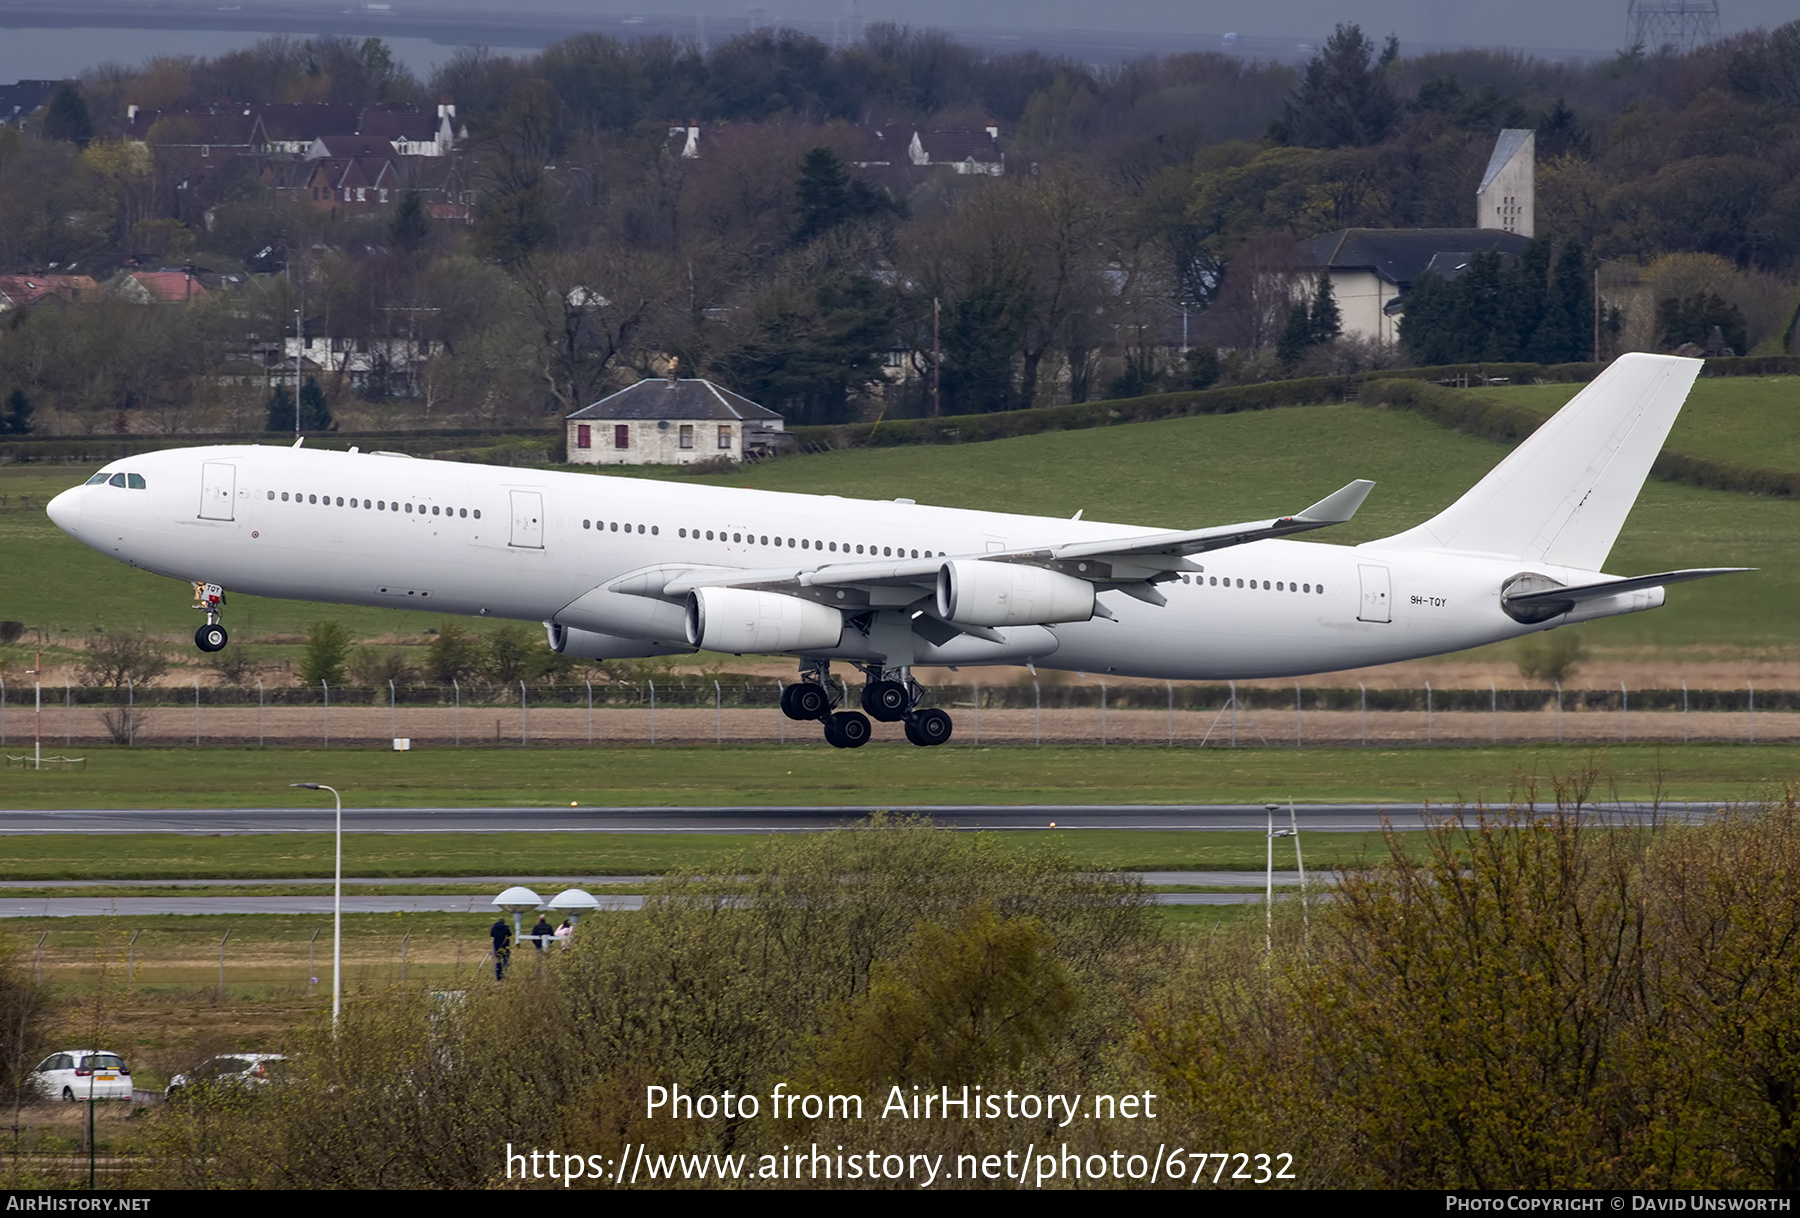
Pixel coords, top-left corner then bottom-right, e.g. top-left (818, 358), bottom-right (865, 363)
top-left (935, 560), bottom-right (1096, 627)
top-left (685, 588), bottom-right (844, 654)
top-left (555, 586), bottom-right (689, 644)
top-left (544, 623), bottom-right (694, 660)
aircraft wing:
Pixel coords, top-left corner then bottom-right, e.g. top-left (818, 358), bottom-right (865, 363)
top-left (646, 480), bottom-right (1375, 616)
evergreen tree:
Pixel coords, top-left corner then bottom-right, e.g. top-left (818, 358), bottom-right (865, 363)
top-left (390, 191), bottom-right (430, 253)
top-left (792, 148), bottom-right (853, 244)
top-left (298, 377), bottom-right (335, 431)
top-left (1657, 291), bottom-right (1747, 355)
top-left (1276, 300), bottom-right (1315, 370)
top-left (266, 385), bottom-right (296, 432)
top-left (1276, 24), bottom-right (1401, 148)
top-left (1308, 275), bottom-right (1342, 344)
top-left (40, 82), bottom-right (93, 146)
top-left (1530, 239), bottom-right (1589, 363)
top-left (0, 389), bottom-right (32, 436)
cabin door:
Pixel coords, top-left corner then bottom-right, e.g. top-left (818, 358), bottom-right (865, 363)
top-left (1357, 564), bottom-right (1391, 623)
top-left (509, 490), bottom-right (544, 549)
top-left (199, 463), bottom-right (235, 521)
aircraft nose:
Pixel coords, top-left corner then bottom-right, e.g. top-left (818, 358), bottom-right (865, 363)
top-left (46, 487), bottom-right (82, 536)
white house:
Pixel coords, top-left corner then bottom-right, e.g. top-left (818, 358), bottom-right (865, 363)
top-left (566, 376), bottom-right (787, 466)
top-left (1294, 228), bottom-right (1533, 347)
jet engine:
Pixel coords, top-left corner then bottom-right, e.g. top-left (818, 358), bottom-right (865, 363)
top-left (685, 587), bottom-right (844, 653)
top-left (545, 623), bottom-right (694, 660)
top-left (935, 560), bottom-right (1096, 627)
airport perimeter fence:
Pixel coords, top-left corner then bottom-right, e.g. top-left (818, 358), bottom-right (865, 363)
top-left (0, 677), bottom-right (1793, 749)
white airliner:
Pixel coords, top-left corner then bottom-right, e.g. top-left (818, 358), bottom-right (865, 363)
top-left (46, 353), bottom-right (1743, 747)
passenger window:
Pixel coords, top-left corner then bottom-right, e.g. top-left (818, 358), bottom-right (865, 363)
top-left (432, 506), bottom-right (440, 516)
top-left (459, 509), bottom-right (466, 517)
top-left (473, 510), bottom-right (480, 519)
top-left (584, 520), bottom-right (591, 529)
top-left (855, 545), bottom-right (864, 554)
top-left (109, 473), bottom-right (127, 487)
top-left (1316, 584), bottom-right (1324, 594)
top-left (282, 493), bottom-right (291, 502)
top-left (651, 526), bottom-right (659, 535)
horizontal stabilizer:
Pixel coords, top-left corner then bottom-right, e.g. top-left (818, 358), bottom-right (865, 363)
top-left (1505, 567), bottom-right (1752, 609)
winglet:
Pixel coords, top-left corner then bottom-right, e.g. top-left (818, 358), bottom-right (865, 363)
top-left (1294, 479), bottom-right (1374, 524)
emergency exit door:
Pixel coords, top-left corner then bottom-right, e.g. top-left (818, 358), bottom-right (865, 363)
top-left (509, 491), bottom-right (544, 548)
top-left (1357, 564), bottom-right (1391, 623)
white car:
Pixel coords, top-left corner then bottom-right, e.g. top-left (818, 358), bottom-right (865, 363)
top-left (165, 1053), bottom-right (287, 1099)
top-left (30, 1050), bottom-right (133, 1102)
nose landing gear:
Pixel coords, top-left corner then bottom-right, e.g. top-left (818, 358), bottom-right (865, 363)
top-left (191, 582), bottom-right (228, 652)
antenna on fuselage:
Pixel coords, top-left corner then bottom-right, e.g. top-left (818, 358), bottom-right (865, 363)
top-left (292, 436), bottom-right (305, 448)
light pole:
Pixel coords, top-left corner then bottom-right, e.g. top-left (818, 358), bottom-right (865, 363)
top-left (26, 651), bottom-right (39, 771)
top-left (291, 782), bottom-right (342, 1030)
top-left (1266, 802), bottom-right (1298, 960)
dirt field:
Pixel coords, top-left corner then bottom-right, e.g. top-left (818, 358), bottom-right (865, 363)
top-left (2, 702), bottom-right (1790, 749)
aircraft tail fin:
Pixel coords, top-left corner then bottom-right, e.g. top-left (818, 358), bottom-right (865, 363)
top-left (1371, 353), bottom-right (1702, 569)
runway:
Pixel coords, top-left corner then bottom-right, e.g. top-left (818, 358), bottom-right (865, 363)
top-left (0, 802), bottom-right (1718, 835)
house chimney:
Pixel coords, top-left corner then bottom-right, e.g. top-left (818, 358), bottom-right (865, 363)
top-left (666, 356), bottom-right (680, 385)
top-left (127, 103), bottom-right (138, 122)
top-left (438, 97), bottom-right (455, 120)
top-left (985, 119), bottom-right (998, 140)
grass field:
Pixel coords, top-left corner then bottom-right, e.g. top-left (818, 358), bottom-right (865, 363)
top-left (1481, 376), bottom-right (1800, 474)
top-left (0, 742), bottom-right (1792, 815)
top-left (6, 391), bottom-right (1797, 677)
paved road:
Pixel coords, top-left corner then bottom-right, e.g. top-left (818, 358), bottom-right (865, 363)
top-left (0, 891), bottom-right (1267, 916)
top-left (0, 802), bottom-right (1720, 835)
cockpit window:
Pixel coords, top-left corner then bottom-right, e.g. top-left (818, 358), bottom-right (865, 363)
top-left (127, 474), bottom-right (146, 489)
top-left (108, 473), bottom-right (127, 488)
top-left (85, 473), bottom-right (110, 485)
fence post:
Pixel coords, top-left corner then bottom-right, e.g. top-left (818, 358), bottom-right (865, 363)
top-left (1621, 681), bottom-right (1628, 742)
top-left (648, 680), bottom-right (656, 745)
top-left (1491, 680), bottom-right (1498, 744)
top-left (64, 678), bottom-right (70, 746)
top-left (1359, 682), bottom-right (1366, 747)
top-left (715, 681), bottom-right (722, 744)
top-left (1749, 681), bottom-right (1755, 744)
top-left (1034, 678), bottom-right (1041, 747)
top-left (126, 678), bottom-right (133, 747)
top-left (1, 675), bottom-right (6, 744)
top-left (520, 681), bottom-right (528, 745)
top-left (586, 680), bottom-right (594, 745)
top-left (973, 679), bottom-right (981, 745)
top-left (194, 678), bottom-right (201, 747)
top-left (258, 679), bottom-right (264, 747)
top-left (1294, 682), bottom-right (1301, 748)
top-left (400, 933), bottom-right (409, 987)
top-left (217, 929), bottom-right (231, 1000)
top-left (309, 926), bottom-right (321, 994)
top-left (1098, 680), bottom-right (1105, 746)
top-left (1555, 681), bottom-right (1563, 745)
top-left (777, 681), bottom-right (784, 744)
top-left (322, 679), bottom-right (330, 748)
top-left (1425, 680), bottom-right (1432, 744)
top-left (1229, 680), bottom-right (1237, 747)
top-left (1168, 681), bottom-right (1175, 746)
top-left (453, 679), bottom-right (461, 746)
top-left (127, 929), bottom-right (142, 990)
top-left (390, 679), bottom-right (397, 741)
top-left (34, 931), bottom-right (46, 985)
top-left (1681, 680), bottom-right (1688, 743)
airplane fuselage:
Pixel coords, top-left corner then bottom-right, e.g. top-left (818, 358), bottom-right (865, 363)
top-left (48, 443), bottom-right (1598, 681)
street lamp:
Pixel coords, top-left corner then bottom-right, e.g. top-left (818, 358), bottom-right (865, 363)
top-left (24, 651), bottom-right (39, 771)
top-left (291, 782), bottom-right (342, 1030)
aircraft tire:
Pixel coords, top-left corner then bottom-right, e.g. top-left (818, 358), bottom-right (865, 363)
top-left (861, 680), bottom-right (910, 722)
top-left (907, 708), bottom-right (953, 747)
top-left (788, 683), bottom-right (830, 720)
top-left (195, 624), bottom-right (228, 653)
top-left (830, 710), bottom-right (872, 748)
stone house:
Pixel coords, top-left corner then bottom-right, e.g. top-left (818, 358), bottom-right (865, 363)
top-left (566, 377), bottom-right (787, 466)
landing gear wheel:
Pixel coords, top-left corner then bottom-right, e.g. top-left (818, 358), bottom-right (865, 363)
top-left (861, 679), bottom-right (910, 722)
top-left (195, 623), bottom-right (228, 653)
top-left (905, 707), bottom-right (953, 747)
top-left (824, 710), bottom-right (872, 749)
top-left (783, 683), bottom-right (830, 720)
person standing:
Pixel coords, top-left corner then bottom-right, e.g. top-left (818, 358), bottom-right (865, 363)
top-left (490, 917), bottom-right (512, 980)
top-left (530, 915), bottom-right (554, 951)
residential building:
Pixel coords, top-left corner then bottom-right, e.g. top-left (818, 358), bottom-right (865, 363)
top-left (0, 274), bottom-right (100, 311)
top-left (0, 80), bottom-right (57, 129)
top-left (110, 269), bottom-right (209, 304)
top-left (566, 376), bottom-right (787, 466)
top-left (908, 125), bottom-right (1003, 175)
top-left (1295, 228), bottom-right (1533, 347)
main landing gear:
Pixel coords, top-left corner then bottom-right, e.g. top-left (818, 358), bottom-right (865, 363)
top-left (191, 581), bottom-right (229, 652)
top-left (780, 661), bottom-right (953, 749)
